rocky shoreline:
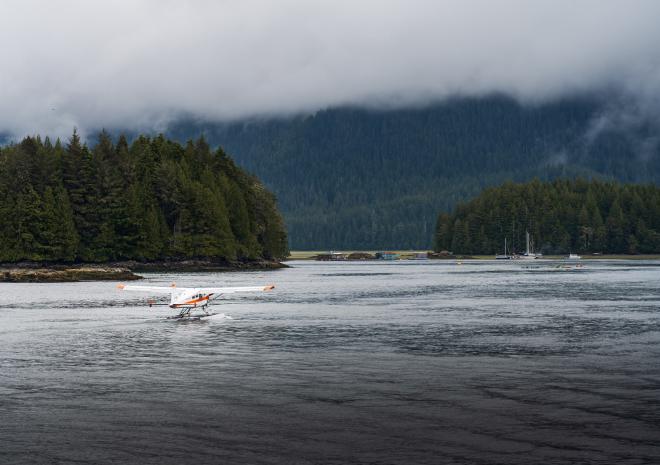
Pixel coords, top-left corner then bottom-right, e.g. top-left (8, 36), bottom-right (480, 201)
top-left (0, 259), bottom-right (287, 283)
top-left (0, 266), bottom-right (141, 283)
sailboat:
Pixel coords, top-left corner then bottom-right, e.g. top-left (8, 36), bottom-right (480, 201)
top-left (518, 231), bottom-right (540, 259)
top-left (495, 237), bottom-right (512, 259)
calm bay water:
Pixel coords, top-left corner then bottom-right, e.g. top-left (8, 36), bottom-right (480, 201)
top-left (1, 260), bottom-right (659, 464)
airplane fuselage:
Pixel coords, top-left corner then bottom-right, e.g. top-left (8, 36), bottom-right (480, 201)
top-left (170, 289), bottom-right (214, 308)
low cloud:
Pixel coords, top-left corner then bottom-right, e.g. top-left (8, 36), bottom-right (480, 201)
top-left (584, 95), bottom-right (660, 162)
top-left (1, 0), bottom-right (660, 138)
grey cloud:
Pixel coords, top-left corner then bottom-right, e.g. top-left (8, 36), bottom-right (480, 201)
top-left (1, 0), bottom-right (660, 138)
top-left (584, 95), bottom-right (660, 161)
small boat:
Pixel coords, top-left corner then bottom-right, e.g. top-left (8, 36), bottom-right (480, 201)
top-left (566, 253), bottom-right (581, 260)
top-left (412, 252), bottom-right (429, 260)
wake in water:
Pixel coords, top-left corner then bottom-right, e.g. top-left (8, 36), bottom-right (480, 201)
top-left (162, 312), bottom-right (234, 322)
top-left (206, 313), bottom-right (233, 321)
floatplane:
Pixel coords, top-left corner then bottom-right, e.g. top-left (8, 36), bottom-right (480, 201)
top-left (117, 282), bottom-right (275, 320)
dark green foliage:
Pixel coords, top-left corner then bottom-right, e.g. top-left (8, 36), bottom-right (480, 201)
top-left (434, 179), bottom-right (660, 254)
top-left (166, 95), bottom-right (660, 250)
top-left (0, 132), bottom-right (287, 263)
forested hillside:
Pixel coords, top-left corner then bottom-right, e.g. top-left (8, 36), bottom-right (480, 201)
top-left (0, 132), bottom-right (287, 263)
top-left (167, 96), bottom-right (660, 250)
top-left (434, 179), bottom-right (660, 255)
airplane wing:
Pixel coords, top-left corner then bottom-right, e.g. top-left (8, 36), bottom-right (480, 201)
top-left (198, 285), bottom-right (275, 294)
top-left (117, 284), bottom-right (177, 294)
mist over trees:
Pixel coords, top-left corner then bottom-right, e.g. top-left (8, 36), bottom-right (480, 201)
top-left (434, 179), bottom-right (660, 255)
top-left (0, 132), bottom-right (288, 263)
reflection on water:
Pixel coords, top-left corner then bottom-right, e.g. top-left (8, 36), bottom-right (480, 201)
top-left (1, 260), bottom-right (659, 464)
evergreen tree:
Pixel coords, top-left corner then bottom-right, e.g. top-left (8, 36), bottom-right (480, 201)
top-left (434, 213), bottom-right (452, 251)
top-left (40, 187), bottom-right (78, 261)
top-left (606, 199), bottom-right (625, 253)
top-left (14, 185), bottom-right (43, 260)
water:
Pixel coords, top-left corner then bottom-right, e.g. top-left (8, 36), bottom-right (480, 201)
top-left (1, 260), bottom-right (659, 464)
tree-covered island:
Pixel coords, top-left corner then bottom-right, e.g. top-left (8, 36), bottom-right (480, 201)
top-left (435, 179), bottom-right (660, 255)
top-left (0, 132), bottom-right (288, 271)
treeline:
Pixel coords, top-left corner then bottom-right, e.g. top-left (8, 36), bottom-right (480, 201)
top-left (0, 132), bottom-right (288, 263)
top-left (434, 179), bottom-right (660, 255)
top-left (167, 95), bottom-right (660, 249)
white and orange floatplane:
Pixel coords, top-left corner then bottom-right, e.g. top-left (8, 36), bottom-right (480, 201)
top-left (117, 282), bottom-right (275, 320)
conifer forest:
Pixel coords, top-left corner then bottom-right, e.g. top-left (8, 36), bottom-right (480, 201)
top-left (0, 132), bottom-right (288, 263)
top-left (434, 179), bottom-right (660, 255)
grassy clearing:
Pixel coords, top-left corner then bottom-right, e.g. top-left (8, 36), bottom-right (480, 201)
top-left (287, 251), bottom-right (325, 260)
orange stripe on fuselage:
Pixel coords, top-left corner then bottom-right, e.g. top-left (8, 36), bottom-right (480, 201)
top-left (171, 295), bottom-right (211, 307)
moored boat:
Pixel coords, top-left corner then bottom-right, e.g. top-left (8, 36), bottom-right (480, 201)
top-left (517, 231), bottom-right (540, 259)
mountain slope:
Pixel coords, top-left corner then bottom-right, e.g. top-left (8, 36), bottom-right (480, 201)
top-left (167, 96), bottom-right (660, 250)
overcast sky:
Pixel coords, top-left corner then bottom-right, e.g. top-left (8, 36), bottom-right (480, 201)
top-left (1, 0), bottom-right (660, 138)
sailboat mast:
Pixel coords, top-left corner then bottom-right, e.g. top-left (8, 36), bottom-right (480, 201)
top-left (526, 231), bottom-right (530, 255)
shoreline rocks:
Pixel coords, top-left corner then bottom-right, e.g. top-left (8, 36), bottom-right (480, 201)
top-left (0, 266), bottom-right (142, 283)
top-left (0, 259), bottom-right (287, 283)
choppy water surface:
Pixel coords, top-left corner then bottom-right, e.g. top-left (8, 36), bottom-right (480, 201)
top-left (1, 260), bottom-right (660, 464)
